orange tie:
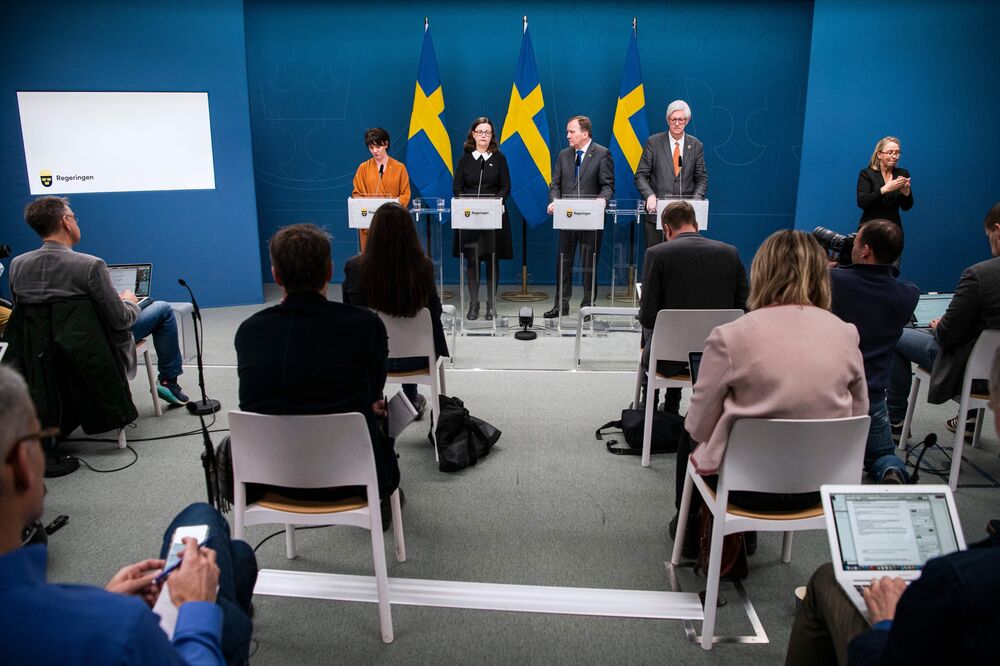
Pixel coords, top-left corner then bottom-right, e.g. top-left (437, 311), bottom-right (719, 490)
top-left (672, 142), bottom-right (680, 177)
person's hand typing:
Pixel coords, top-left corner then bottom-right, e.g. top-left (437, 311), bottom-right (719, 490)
top-left (167, 537), bottom-right (219, 607)
top-left (861, 577), bottom-right (907, 624)
top-left (120, 290), bottom-right (138, 304)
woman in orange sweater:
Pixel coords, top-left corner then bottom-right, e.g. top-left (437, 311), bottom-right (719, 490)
top-left (352, 127), bottom-right (411, 251)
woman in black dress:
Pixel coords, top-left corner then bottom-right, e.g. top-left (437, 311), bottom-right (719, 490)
top-left (856, 136), bottom-right (913, 227)
top-left (452, 117), bottom-right (513, 320)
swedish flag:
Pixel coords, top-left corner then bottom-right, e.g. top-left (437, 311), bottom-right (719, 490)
top-left (609, 27), bottom-right (650, 204)
top-left (406, 27), bottom-right (453, 203)
top-left (499, 28), bottom-right (551, 228)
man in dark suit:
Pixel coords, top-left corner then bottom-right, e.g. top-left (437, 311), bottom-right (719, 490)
top-left (544, 116), bottom-right (614, 318)
top-left (638, 200), bottom-right (748, 414)
top-left (887, 201), bottom-right (1000, 434)
top-left (634, 100), bottom-right (709, 249)
top-left (785, 346), bottom-right (1000, 665)
top-left (234, 223), bottom-right (399, 500)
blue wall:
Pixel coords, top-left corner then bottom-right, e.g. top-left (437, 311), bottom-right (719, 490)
top-left (796, 0), bottom-right (1000, 291)
top-left (1, 1), bottom-right (262, 307)
top-left (244, 0), bottom-right (814, 285)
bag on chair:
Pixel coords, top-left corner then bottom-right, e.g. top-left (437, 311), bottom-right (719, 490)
top-left (435, 395), bottom-right (501, 472)
top-left (596, 408), bottom-right (684, 455)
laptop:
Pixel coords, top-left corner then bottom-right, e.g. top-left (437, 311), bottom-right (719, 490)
top-left (107, 263), bottom-right (153, 308)
top-left (911, 292), bottom-right (953, 328)
top-left (820, 484), bottom-right (965, 620)
top-left (0, 341), bottom-right (7, 363)
top-left (688, 351), bottom-right (703, 385)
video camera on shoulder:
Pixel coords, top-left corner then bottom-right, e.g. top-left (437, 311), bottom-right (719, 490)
top-left (813, 227), bottom-right (855, 266)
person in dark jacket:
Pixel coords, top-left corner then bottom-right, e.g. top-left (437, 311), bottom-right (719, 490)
top-left (343, 202), bottom-right (448, 418)
top-left (856, 136), bottom-right (913, 228)
top-left (829, 220), bottom-right (919, 483)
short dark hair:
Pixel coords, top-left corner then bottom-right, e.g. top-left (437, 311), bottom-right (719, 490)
top-left (660, 200), bottom-right (697, 231)
top-left (24, 196), bottom-right (70, 237)
top-left (569, 115), bottom-right (592, 137)
top-left (364, 127), bottom-right (390, 148)
top-left (857, 219), bottom-right (903, 264)
top-left (984, 201), bottom-right (1000, 233)
top-left (269, 223), bottom-right (331, 294)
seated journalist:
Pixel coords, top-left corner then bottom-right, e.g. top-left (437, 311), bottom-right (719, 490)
top-left (0, 365), bottom-right (257, 665)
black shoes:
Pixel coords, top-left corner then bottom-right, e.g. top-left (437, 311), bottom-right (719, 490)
top-left (543, 304), bottom-right (569, 318)
top-left (485, 302), bottom-right (496, 320)
top-left (411, 395), bottom-right (427, 421)
top-left (467, 302), bottom-right (480, 320)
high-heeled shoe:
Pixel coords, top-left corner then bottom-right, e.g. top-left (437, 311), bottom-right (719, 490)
top-left (485, 302), bottom-right (496, 320)
top-left (466, 302), bottom-right (480, 320)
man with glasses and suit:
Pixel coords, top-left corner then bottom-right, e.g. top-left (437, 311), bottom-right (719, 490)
top-left (635, 100), bottom-right (708, 249)
top-left (544, 116), bottom-right (614, 318)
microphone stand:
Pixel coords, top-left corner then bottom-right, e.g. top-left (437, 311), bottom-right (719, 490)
top-left (177, 279), bottom-right (220, 508)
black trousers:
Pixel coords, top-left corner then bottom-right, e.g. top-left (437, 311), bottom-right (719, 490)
top-left (554, 229), bottom-right (602, 306)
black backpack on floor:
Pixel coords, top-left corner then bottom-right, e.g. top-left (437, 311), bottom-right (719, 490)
top-left (596, 408), bottom-right (684, 455)
top-left (434, 395), bottom-right (501, 472)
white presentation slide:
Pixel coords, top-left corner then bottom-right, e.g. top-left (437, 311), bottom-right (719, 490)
top-left (847, 500), bottom-right (920, 567)
top-left (18, 91), bottom-right (216, 195)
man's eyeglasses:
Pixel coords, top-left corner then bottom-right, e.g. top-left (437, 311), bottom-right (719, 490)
top-left (15, 427), bottom-right (60, 446)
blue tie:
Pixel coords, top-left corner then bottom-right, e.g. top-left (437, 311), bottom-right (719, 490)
top-left (574, 150), bottom-right (584, 180)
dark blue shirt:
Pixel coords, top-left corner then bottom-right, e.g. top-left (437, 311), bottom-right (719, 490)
top-left (830, 264), bottom-right (919, 397)
top-left (0, 544), bottom-right (224, 666)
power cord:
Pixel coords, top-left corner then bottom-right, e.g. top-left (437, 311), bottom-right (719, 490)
top-left (62, 412), bottom-right (226, 444)
top-left (74, 445), bottom-right (140, 473)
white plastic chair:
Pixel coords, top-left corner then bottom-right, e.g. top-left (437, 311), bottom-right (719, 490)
top-left (671, 416), bottom-right (869, 650)
top-left (634, 309), bottom-right (743, 466)
top-left (898, 329), bottom-right (1000, 489)
top-left (134, 338), bottom-right (162, 417)
top-left (377, 308), bottom-right (446, 461)
top-left (229, 410), bottom-right (405, 644)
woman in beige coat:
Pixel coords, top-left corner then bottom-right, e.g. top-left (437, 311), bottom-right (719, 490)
top-left (685, 230), bottom-right (868, 510)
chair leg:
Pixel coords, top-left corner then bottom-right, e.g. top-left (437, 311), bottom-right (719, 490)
top-left (949, 399), bottom-right (972, 491)
top-left (117, 429), bottom-right (127, 450)
top-left (144, 346), bottom-right (162, 417)
top-left (285, 524), bottom-right (296, 559)
top-left (898, 369), bottom-right (921, 450)
top-left (641, 379), bottom-right (655, 467)
top-left (390, 489), bottom-right (406, 562)
top-left (369, 512), bottom-right (395, 643)
top-left (633, 360), bottom-right (644, 410)
top-left (700, 511), bottom-right (727, 651)
top-left (971, 408), bottom-right (985, 448)
top-left (781, 531), bottom-right (793, 563)
top-left (671, 472), bottom-right (695, 566)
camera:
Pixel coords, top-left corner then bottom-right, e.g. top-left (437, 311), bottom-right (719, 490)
top-left (812, 227), bottom-right (855, 266)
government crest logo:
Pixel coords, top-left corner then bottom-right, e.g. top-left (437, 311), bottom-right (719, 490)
top-left (40, 170), bottom-right (52, 187)
top-left (361, 209), bottom-right (369, 217)
top-left (464, 209), bottom-right (471, 218)
top-left (566, 209), bottom-right (574, 218)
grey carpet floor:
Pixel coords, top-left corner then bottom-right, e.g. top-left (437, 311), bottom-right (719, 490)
top-left (40, 291), bottom-right (1000, 665)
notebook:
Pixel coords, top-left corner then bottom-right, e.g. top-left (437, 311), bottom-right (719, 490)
top-left (820, 484), bottom-right (965, 620)
top-left (911, 292), bottom-right (953, 328)
top-left (107, 263), bottom-right (153, 308)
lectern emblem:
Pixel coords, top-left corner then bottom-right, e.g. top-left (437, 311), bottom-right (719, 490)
top-left (361, 209), bottom-right (369, 217)
top-left (566, 209), bottom-right (574, 218)
top-left (464, 209), bottom-right (471, 218)
top-left (40, 170), bottom-right (52, 187)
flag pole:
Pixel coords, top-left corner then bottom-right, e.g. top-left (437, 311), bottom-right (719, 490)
top-left (502, 15), bottom-right (548, 303)
top-left (610, 17), bottom-right (640, 304)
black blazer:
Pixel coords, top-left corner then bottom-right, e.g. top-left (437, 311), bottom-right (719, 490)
top-left (548, 142), bottom-right (614, 201)
top-left (638, 232), bottom-right (748, 330)
top-left (342, 255), bottom-right (449, 359)
top-left (856, 166), bottom-right (913, 226)
top-left (927, 255), bottom-right (1000, 403)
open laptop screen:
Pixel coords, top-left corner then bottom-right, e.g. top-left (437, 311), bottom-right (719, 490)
top-left (912, 293), bottom-right (953, 328)
top-left (830, 491), bottom-right (960, 572)
top-left (107, 264), bottom-right (151, 299)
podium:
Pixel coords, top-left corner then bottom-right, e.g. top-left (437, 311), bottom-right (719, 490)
top-left (552, 198), bottom-right (606, 231)
top-left (348, 196), bottom-right (398, 229)
top-left (655, 197), bottom-right (709, 230)
top-left (410, 198), bottom-right (448, 302)
top-left (451, 197), bottom-right (503, 334)
top-left (548, 197), bottom-right (606, 334)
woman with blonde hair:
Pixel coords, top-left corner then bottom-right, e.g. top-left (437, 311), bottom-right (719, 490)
top-left (684, 229), bottom-right (868, 510)
top-left (857, 136), bottom-right (913, 227)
